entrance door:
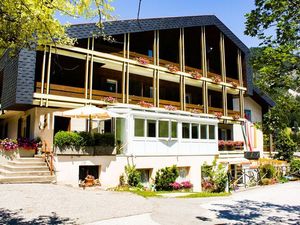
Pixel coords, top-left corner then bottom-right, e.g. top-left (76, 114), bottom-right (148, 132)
top-left (54, 116), bottom-right (71, 135)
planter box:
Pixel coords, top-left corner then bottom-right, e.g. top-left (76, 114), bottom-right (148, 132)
top-left (0, 148), bottom-right (36, 162)
top-left (94, 146), bottom-right (115, 155)
top-left (54, 146), bottom-right (94, 155)
top-left (54, 146), bottom-right (115, 156)
top-left (244, 151), bottom-right (260, 160)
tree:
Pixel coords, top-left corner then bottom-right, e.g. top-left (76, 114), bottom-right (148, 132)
top-left (0, 0), bottom-right (114, 53)
top-left (245, 0), bottom-right (300, 92)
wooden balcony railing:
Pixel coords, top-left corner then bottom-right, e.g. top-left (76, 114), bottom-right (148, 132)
top-left (35, 82), bottom-right (241, 118)
top-left (99, 45), bottom-right (242, 86)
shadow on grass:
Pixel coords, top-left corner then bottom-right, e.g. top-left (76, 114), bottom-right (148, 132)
top-left (0, 208), bottom-right (77, 225)
top-left (203, 199), bottom-right (300, 225)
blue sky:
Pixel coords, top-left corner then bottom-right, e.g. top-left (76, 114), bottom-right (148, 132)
top-left (57, 0), bottom-right (260, 48)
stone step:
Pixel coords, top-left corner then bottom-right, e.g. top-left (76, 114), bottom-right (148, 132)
top-left (0, 175), bottom-right (55, 184)
top-left (16, 157), bottom-right (45, 163)
top-left (0, 164), bottom-right (49, 172)
top-left (0, 169), bottom-right (51, 177)
top-left (7, 160), bottom-right (46, 167)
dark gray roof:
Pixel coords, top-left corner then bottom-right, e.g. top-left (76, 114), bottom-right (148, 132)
top-left (68, 15), bottom-right (253, 94)
top-left (68, 15), bottom-right (249, 55)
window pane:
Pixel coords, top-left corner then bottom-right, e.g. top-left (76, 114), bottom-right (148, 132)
top-left (182, 123), bottom-right (190, 139)
top-left (171, 122), bottom-right (177, 138)
top-left (192, 124), bottom-right (199, 139)
top-left (209, 125), bottom-right (215, 139)
top-left (135, 119), bottom-right (144, 137)
top-left (159, 121), bottom-right (169, 138)
top-left (147, 120), bottom-right (156, 137)
top-left (200, 125), bottom-right (207, 139)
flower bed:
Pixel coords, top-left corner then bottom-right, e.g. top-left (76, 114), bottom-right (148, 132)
top-left (218, 140), bottom-right (244, 150)
top-left (0, 138), bottom-right (39, 159)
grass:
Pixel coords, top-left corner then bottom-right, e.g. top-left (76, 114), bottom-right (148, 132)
top-left (111, 186), bottom-right (230, 198)
top-left (177, 192), bottom-right (230, 198)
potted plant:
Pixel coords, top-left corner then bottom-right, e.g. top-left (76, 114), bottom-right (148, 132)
top-left (164, 105), bottom-right (177, 111)
top-left (189, 71), bottom-right (202, 80)
top-left (137, 100), bottom-right (154, 108)
top-left (233, 114), bottom-right (240, 120)
top-left (214, 112), bottom-right (223, 119)
top-left (212, 75), bottom-right (222, 84)
top-left (166, 64), bottom-right (179, 73)
top-left (103, 96), bottom-right (117, 103)
top-left (230, 81), bottom-right (238, 88)
top-left (134, 56), bottom-right (150, 65)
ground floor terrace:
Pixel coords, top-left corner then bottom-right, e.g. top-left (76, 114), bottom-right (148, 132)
top-left (0, 104), bottom-right (267, 191)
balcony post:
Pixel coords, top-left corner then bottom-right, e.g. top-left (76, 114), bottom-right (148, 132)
top-left (239, 90), bottom-right (245, 118)
top-left (122, 34), bottom-right (126, 103)
top-left (153, 30), bottom-right (157, 106)
top-left (45, 45), bottom-right (52, 107)
top-left (201, 27), bottom-right (208, 113)
top-left (220, 32), bottom-right (228, 116)
top-left (89, 36), bottom-right (94, 100)
top-left (126, 33), bottom-right (130, 104)
top-left (85, 38), bottom-right (90, 103)
top-left (156, 30), bottom-right (160, 107)
top-left (179, 28), bottom-right (186, 111)
top-left (237, 49), bottom-right (243, 87)
top-left (40, 46), bottom-right (47, 106)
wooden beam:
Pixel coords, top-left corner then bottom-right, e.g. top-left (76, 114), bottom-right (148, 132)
top-left (84, 38), bottom-right (90, 102)
top-left (45, 46), bottom-right (52, 107)
top-left (89, 37), bottom-right (95, 100)
top-left (237, 49), bottom-right (243, 87)
top-left (156, 30), bottom-right (160, 107)
top-left (126, 33), bottom-right (130, 104)
top-left (122, 33), bottom-right (126, 103)
top-left (40, 46), bottom-right (47, 106)
top-left (201, 27), bottom-right (207, 78)
top-left (239, 90), bottom-right (244, 118)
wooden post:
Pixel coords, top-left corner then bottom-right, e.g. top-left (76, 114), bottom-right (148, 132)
top-left (40, 46), bottom-right (47, 106)
top-left (122, 34), bottom-right (127, 103)
top-left (153, 30), bottom-right (157, 106)
top-left (237, 49), bottom-right (243, 87)
top-left (220, 32), bottom-right (227, 116)
top-left (156, 30), bottom-right (160, 107)
top-left (201, 27), bottom-right (208, 113)
top-left (84, 38), bottom-right (90, 102)
top-left (239, 90), bottom-right (245, 118)
top-left (126, 33), bottom-right (130, 104)
top-left (89, 36), bottom-right (94, 100)
top-left (45, 46), bottom-right (52, 107)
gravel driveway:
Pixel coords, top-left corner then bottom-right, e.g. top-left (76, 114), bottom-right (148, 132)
top-left (0, 182), bottom-right (299, 225)
top-left (0, 184), bottom-right (152, 224)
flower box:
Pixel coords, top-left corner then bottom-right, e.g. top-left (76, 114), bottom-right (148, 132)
top-left (54, 146), bottom-right (115, 156)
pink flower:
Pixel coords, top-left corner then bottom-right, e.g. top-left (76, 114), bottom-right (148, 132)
top-left (166, 64), bottom-right (180, 73)
top-left (170, 182), bottom-right (181, 190)
top-left (164, 105), bottom-right (177, 111)
top-left (137, 101), bottom-right (154, 108)
top-left (181, 181), bottom-right (193, 189)
top-left (103, 97), bottom-right (117, 103)
top-left (135, 57), bottom-right (150, 65)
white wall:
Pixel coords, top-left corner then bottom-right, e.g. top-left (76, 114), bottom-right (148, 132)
top-left (55, 154), bottom-right (216, 192)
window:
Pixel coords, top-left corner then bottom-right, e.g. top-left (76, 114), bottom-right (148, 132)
top-left (106, 79), bottom-right (117, 93)
top-left (182, 123), bottom-right (190, 139)
top-left (159, 120), bottom-right (169, 138)
top-left (171, 121), bottom-right (178, 138)
top-left (200, 125), bottom-right (207, 139)
top-left (176, 167), bottom-right (189, 182)
top-left (244, 109), bottom-right (252, 121)
top-left (147, 120), bottom-right (156, 137)
top-left (209, 125), bottom-right (215, 139)
top-left (139, 169), bottom-right (151, 185)
top-left (134, 119), bottom-right (144, 137)
top-left (191, 124), bottom-right (199, 139)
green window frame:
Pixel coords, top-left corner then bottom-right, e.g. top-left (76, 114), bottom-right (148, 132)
top-left (134, 118), bottom-right (145, 137)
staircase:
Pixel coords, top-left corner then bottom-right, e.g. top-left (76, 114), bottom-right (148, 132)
top-left (0, 157), bottom-right (55, 184)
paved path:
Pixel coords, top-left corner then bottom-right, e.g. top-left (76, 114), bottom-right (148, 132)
top-left (0, 182), bottom-right (299, 224)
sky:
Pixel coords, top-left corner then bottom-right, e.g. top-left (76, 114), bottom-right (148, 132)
top-left (57, 0), bottom-right (260, 48)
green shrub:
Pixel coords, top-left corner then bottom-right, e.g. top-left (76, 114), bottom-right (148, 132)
top-left (290, 159), bottom-right (300, 174)
top-left (94, 133), bottom-right (115, 146)
top-left (154, 165), bottom-right (179, 191)
top-left (259, 164), bottom-right (276, 179)
top-left (125, 165), bottom-right (141, 187)
top-left (275, 129), bottom-right (297, 162)
top-left (78, 131), bottom-right (94, 146)
top-left (212, 164), bottom-right (228, 193)
top-left (54, 131), bottom-right (83, 148)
